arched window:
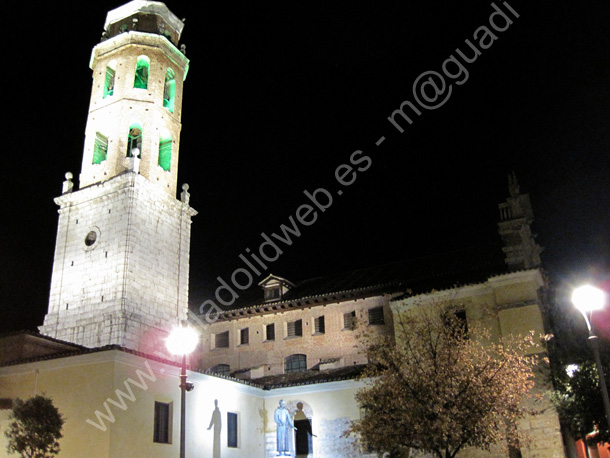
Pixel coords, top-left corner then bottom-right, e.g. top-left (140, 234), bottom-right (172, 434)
top-left (92, 132), bottom-right (108, 164)
top-left (285, 354), bottom-right (307, 374)
top-left (163, 68), bottom-right (176, 112)
top-left (126, 123), bottom-right (143, 157)
top-left (158, 130), bottom-right (172, 171)
top-left (104, 60), bottom-right (116, 98)
top-left (134, 55), bottom-right (150, 89)
top-left (210, 364), bottom-right (230, 377)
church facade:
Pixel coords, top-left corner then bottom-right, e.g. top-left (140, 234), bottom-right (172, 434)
top-left (1, 2), bottom-right (567, 458)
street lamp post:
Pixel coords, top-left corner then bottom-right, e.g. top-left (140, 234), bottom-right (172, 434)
top-left (571, 285), bottom-right (610, 428)
top-left (166, 322), bottom-right (199, 458)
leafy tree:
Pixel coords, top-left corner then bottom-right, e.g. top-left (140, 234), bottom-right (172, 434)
top-left (552, 360), bottom-right (609, 445)
top-left (4, 395), bottom-right (65, 458)
top-left (346, 302), bottom-right (541, 458)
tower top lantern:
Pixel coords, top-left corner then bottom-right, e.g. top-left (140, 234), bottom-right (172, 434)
top-left (104, 1), bottom-right (184, 46)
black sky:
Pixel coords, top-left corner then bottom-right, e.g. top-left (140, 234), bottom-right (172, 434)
top-left (1, 1), bottom-right (609, 334)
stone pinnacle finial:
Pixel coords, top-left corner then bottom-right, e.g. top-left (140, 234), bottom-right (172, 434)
top-left (181, 183), bottom-right (190, 204)
top-left (508, 171), bottom-right (520, 197)
top-left (62, 172), bottom-right (74, 194)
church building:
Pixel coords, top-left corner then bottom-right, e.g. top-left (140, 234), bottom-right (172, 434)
top-left (1, 2), bottom-right (568, 458)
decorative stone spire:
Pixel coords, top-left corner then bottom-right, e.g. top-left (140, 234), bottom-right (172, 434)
top-left (497, 173), bottom-right (543, 270)
top-left (62, 172), bottom-right (74, 194)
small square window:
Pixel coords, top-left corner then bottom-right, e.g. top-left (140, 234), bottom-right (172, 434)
top-left (287, 319), bottom-right (303, 338)
top-left (214, 331), bottom-right (229, 349)
top-left (343, 311), bottom-right (356, 330)
top-left (368, 307), bottom-right (385, 325)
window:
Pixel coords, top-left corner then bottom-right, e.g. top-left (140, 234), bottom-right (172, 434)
top-left (163, 68), bottom-right (176, 112)
top-left (214, 331), bottom-right (229, 348)
top-left (126, 124), bottom-right (143, 158)
top-left (343, 311), bottom-right (356, 330)
top-left (210, 364), bottom-right (230, 377)
top-left (264, 286), bottom-right (281, 301)
top-left (314, 316), bottom-right (325, 334)
top-left (443, 308), bottom-right (468, 339)
top-left (134, 55), bottom-right (150, 89)
top-left (285, 354), bottom-right (307, 373)
top-left (265, 323), bottom-right (275, 341)
top-left (104, 61), bottom-right (116, 98)
top-left (368, 307), bottom-right (385, 325)
top-left (227, 412), bottom-right (238, 448)
top-left (92, 132), bottom-right (108, 164)
top-left (158, 130), bottom-right (172, 171)
top-left (286, 319), bottom-right (302, 338)
top-left (153, 401), bottom-right (171, 443)
top-left (239, 328), bottom-right (249, 345)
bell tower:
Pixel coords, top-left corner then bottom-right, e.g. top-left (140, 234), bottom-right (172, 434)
top-left (497, 173), bottom-right (543, 271)
top-left (40, 1), bottom-right (197, 352)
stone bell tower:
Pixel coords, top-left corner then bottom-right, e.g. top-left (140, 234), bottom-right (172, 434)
top-left (497, 172), bottom-right (543, 271)
top-left (40, 1), bottom-right (196, 352)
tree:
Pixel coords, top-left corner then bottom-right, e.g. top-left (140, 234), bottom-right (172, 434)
top-left (346, 302), bottom-right (541, 458)
top-left (4, 395), bottom-right (65, 458)
top-left (552, 360), bottom-right (610, 445)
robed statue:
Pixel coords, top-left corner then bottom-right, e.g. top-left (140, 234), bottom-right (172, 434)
top-left (274, 400), bottom-right (296, 456)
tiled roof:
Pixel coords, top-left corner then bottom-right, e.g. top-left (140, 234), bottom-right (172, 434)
top-left (0, 336), bottom-right (363, 390)
top-left (205, 242), bottom-right (508, 318)
top-left (254, 364), bottom-right (367, 390)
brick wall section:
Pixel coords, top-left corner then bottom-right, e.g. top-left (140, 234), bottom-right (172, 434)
top-left (200, 295), bottom-right (395, 378)
top-left (80, 32), bottom-right (189, 197)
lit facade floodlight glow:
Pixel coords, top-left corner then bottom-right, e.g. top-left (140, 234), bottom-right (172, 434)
top-left (570, 283), bottom-right (610, 428)
top-left (571, 285), bottom-right (606, 313)
top-left (166, 325), bottom-right (199, 356)
top-left (565, 364), bottom-right (579, 378)
top-left (165, 323), bottom-right (199, 458)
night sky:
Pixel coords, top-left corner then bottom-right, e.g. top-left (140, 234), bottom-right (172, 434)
top-left (1, 1), bottom-right (608, 335)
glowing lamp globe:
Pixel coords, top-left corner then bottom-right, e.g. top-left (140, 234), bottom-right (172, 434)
top-left (166, 326), bottom-right (199, 356)
top-left (571, 285), bottom-right (606, 313)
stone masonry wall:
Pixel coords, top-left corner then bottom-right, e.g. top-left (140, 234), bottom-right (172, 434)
top-left (41, 173), bottom-right (195, 351)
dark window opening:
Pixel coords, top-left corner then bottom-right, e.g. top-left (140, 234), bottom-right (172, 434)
top-left (153, 402), bottom-right (171, 444)
top-left (266, 323), bottom-right (275, 341)
top-left (443, 308), bottom-right (469, 339)
top-left (93, 132), bottom-right (108, 164)
top-left (214, 331), bottom-right (229, 348)
top-left (104, 64), bottom-right (115, 98)
top-left (314, 316), bottom-right (325, 334)
top-left (210, 364), bottom-right (230, 377)
top-left (287, 319), bottom-right (303, 338)
top-left (264, 287), bottom-right (281, 301)
top-left (343, 311), bottom-right (356, 330)
top-left (227, 412), bottom-right (238, 448)
top-left (240, 328), bottom-right (249, 345)
top-left (163, 68), bottom-right (176, 112)
top-left (134, 56), bottom-right (150, 89)
top-left (368, 307), bottom-right (385, 325)
top-left (285, 354), bottom-right (307, 373)
top-left (158, 136), bottom-right (172, 171)
top-left (126, 126), bottom-right (143, 158)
